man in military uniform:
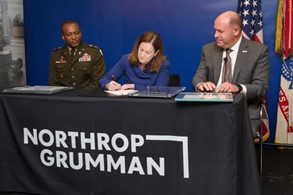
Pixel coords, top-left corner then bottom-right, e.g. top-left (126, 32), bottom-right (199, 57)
top-left (48, 19), bottom-right (106, 89)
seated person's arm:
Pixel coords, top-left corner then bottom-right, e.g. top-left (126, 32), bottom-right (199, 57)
top-left (48, 58), bottom-right (60, 86)
top-left (99, 57), bottom-right (124, 90)
top-left (154, 60), bottom-right (170, 86)
top-left (88, 48), bottom-right (106, 89)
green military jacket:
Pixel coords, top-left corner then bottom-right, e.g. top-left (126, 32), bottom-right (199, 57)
top-left (48, 42), bottom-right (106, 89)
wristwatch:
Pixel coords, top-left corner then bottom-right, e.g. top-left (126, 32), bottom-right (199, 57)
top-left (235, 84), bottom-right (242, 93)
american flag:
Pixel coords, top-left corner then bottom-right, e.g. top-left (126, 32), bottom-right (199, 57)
top-left (238, 0), bottom-right (263, 42)
top-left (237, 0), bottom-right (270, 142)
top-left (275, 0), bottom-right (293, 144)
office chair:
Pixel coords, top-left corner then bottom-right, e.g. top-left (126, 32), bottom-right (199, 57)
top-left (168, 74), bottom-right (181, 86)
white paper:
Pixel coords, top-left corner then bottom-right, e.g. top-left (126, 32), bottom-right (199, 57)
top-left (105, 89), bottom-right (137, 96)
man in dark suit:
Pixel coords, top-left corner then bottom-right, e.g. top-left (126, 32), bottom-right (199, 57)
top-left (192, 11), bottom-right (270, 135)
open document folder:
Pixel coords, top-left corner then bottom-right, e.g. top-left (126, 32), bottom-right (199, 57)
top-left (128, 86), bottom-right (186, 98)
top-left (2, 86), bottom-right (73, 95)
top-left (175, 92), bottom-right (233, 102)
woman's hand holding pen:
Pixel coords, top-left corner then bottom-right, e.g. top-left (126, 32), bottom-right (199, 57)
top-left (120, 84), bottom-right (134, 90)
top-left (106, 81), bottom-right (121, 91)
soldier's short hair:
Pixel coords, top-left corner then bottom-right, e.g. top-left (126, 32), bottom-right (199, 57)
top-left (61, 19), bottom-right (80, 34)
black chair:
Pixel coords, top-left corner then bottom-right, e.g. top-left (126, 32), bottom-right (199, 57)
top-left (168, 74), bottom-right (181, 86)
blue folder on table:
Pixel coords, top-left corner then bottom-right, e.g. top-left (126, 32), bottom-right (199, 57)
top-left (175, 92), bottom-right (233, 102)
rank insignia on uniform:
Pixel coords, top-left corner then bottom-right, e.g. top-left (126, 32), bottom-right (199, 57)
top-left (79, 53), bottom-right (91, 62)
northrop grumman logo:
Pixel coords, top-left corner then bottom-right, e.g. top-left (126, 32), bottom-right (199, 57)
top-left (23, 128), bottom-right (189, 178)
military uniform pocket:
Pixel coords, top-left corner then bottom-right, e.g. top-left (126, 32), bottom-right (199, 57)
top-left (76, 62), bottom-right (91, 72)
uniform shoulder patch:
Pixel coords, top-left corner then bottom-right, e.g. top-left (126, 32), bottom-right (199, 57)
top-left (52, 47), bottom-right (62, 52)
top-left (86, 44), bottom-right (103, 55)
top-left (88, 44), bottom-right (98, 49)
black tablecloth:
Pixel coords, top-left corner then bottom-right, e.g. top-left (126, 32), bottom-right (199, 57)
top-left (0, 89), bottom-right (260, 195)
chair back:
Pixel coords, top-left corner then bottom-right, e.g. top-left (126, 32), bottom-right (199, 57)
top-left (168, 74), bottom-right (181, 86)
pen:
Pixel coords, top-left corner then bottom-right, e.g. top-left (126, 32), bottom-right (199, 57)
top-left (110, 75), bottom-right (120, 90)
top-left (111, 75), bottom-right (116, 81)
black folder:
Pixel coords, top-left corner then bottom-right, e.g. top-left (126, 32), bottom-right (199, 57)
top-left (128, 86), bottom-right (186, 99)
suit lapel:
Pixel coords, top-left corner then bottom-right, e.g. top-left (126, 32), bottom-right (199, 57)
top-left (63, 42), bottom-right (85, 64)
top-left (61, 47), bottom-right (71, 62)
top-left (233, 38), bottom-right (248, 83)
top-left (71, 48), bottom-right (81, 64)
top-left (61, 46), bottom-right (77, 63)
top-left (71, 45), bottom-right (86, 64)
